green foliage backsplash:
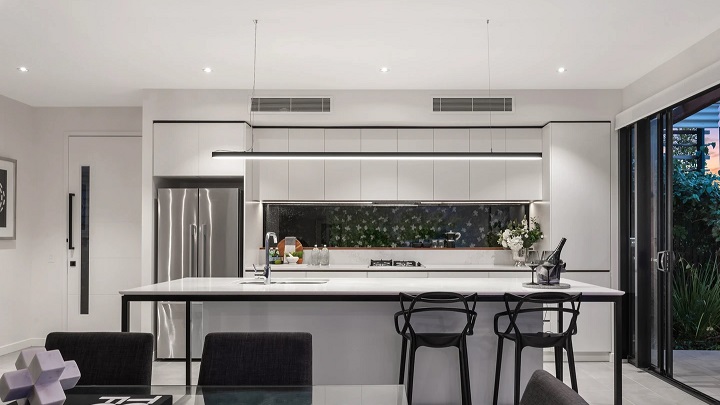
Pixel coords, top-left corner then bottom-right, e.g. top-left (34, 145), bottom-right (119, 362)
top-left (264, 204), bottom-right (527, 247)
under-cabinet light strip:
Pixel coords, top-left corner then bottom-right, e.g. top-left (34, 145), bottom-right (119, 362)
top-left (212, 151), bottom-right (541, 160)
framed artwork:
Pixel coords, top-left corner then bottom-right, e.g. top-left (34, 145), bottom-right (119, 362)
top-left (0, 156), bottom-right (16, 240)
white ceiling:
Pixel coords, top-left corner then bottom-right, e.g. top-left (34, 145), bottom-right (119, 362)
top-left (1, 0), bottom-right (720, 106)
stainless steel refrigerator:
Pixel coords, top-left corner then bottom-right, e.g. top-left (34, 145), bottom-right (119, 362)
top-left (156, 187), bottom-right (242, 359)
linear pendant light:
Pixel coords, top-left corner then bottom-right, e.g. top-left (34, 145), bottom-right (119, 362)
top-left (213, 19), bottom-right (542, 162)
top-left (212, 151), bottom-right (541, 160)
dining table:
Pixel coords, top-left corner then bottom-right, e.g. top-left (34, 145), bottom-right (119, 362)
top-left (47, 385), bottom-right (408, 405)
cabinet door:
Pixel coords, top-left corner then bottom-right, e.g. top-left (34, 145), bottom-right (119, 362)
top-left (549, 123), bottom-right (611, 270)
top-left (254, 128), bottom-right (289, 200)
top-left (469, 129), bottom-right (506, 200)
top-left (325, 129), bottom-right (361, 200)
top-left (433, 128), bottom-right (469, 200)
top-left (506, 128), bottom-right (542, 200)
top-left (361, 129), bottom-right (397, 200)
top-left (398, 129), bottom-right (434, 200)
top-left (198, 123), bottom-right (246, 176)
top-left (153, 123), bottom-right (198, 176)
top-left (289, 129), bottom-right (325, 200)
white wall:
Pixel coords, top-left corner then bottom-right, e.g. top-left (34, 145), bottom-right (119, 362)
top-left (618, 27), bottom-right (720, 128)
top-left (146, 89), bottom-right (622, 126)
top-left (0, 95), bottom-right (36, 353)
top-left (142, 88), bottom-right (623, 297)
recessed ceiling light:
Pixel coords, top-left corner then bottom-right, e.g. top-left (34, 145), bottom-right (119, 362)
top-left (202, 67), bottom-right (213, 73)
top-left (557, 67), bottom-right (566, 73)
top-left (17, 66), bottom-right (28, 73)
top-left (379, 67), bottom-right (390, 73)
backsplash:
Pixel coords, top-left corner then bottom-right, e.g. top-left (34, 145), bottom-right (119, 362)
top-left (264, 203), bottom-right (528, 248)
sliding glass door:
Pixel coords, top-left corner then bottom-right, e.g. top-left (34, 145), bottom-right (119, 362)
top-left (622, 84), bottom-right (720, 401)
top-left (622, 112), bottom-right (673, 373)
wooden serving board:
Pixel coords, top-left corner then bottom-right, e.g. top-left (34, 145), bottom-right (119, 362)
top-left (278, 238), bottom-right (304, 264)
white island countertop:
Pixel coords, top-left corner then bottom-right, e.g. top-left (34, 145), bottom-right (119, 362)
top-left (120, 277), bottom-right (623, 298)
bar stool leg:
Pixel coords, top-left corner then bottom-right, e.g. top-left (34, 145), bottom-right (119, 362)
top-left (554, 346), bottom-right (563, 380)
top-left (566, 338), bottom-right (579, 392)
top-left (406, 343), bottom-right (417, 405)
top-left (514, 344), bottom-right (523, 405)
top-left (458, 345), bottom-right (468, 405)
top-left (462, 338), bottom-right (472, 405)
top-left (399, 338), bottom-right (408, 384)
top-left (492, 337), bottom-right (504, 405)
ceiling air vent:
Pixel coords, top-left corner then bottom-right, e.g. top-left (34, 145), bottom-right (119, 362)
top-left (433, 97), bottom-right (513, 112)
top-left (251, 97), bottom-right (331, 112)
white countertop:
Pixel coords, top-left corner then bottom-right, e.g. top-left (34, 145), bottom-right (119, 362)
top-left (120, 277), bottom-right (623, 297)
top-left (244, 264), bottom-right (525, 272)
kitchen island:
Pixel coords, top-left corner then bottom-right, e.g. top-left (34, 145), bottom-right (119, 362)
top-left (120, 277), bottom-right (623, 405)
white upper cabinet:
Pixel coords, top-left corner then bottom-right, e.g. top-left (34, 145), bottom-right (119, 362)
top-left (325, 129), bottom-right (361, 200)
top-left (153, 123), bottom-right (199, 176)
top-left (254, 128), bottom-right (289, 201)
top-left (153, 122), bottom-right (246, 177)
top-left (469, 129), bottom-right (506, 200)
top-left (433, 129), bottom-right (470, 200)
top-left (361, 129), bottom-right (398, 200)
top-left (288, 129), bottom-right (325, 200)
top-left (198, 123), bottom-right (247, 176)
top-left (506, 128), bottom-right (543, 200)
top-left (397, 129), bottom-right (434, 200)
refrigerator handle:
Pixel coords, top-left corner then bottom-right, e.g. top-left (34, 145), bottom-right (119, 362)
top-left (190, 224), bottom-right (198, 277)
top-left (199, 224), bottom-right (207, 278)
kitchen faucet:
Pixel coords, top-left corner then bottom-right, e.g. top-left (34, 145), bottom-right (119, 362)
top-left (264, 232), bottom-right (278, 285)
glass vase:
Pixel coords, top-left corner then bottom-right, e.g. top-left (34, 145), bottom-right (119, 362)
top-left (511, 247), bottom-right (527, 266)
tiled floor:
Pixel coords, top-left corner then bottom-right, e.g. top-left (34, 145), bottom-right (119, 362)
top-left (674, 350), bottom-right (720, 401)
top-left (0, 348), bottom-right (710, 404)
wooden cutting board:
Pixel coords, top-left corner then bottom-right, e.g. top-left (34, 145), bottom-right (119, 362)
top-left (278, 238), bottom-right (304, 264)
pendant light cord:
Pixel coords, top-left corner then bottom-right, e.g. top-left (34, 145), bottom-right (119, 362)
top-left (486, 19), bottom-right (492, 151)
top-left (248, 19), bottom-right (259, 152)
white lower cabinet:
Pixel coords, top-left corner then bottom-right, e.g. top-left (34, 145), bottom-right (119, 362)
top-left (427, 272), bottom-right (488, 278)
top-left (366, 272), bottom-right (428, 278)
top-left (311, 271), bottom-right (367, 278)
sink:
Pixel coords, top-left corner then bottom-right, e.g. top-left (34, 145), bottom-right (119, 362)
top-left (235, 279), bottom-right (329, 285)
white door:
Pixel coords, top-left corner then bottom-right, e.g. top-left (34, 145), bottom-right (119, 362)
top-left (67, 136), bottom-right (142, 331)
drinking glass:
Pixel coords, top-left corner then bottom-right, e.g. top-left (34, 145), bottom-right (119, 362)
top-left (525, 250), bottom-right (541, 285)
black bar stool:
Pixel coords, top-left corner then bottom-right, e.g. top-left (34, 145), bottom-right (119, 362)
top-left (394, 292), bottom-right (478, 405)
top-left (492, 292), bottom-right (582, 405)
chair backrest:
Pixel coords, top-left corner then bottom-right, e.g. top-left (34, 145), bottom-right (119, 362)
top-left (197, 332), bottom-right (313, 386)
top-left (395, 292), bottom-right (478, 338)
top-left (520, 369), bottom-right (590, 405)
top-left (45, 332), bottom-right (154, 386)
top-left (500, 292), bottom-right (581, 338)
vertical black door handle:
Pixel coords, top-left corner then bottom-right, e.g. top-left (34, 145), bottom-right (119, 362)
top-left (68, 193), bottom-right (75, 250)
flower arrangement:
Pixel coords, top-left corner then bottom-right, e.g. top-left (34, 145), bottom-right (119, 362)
top-left (498, 217), bottom-right (543, 251)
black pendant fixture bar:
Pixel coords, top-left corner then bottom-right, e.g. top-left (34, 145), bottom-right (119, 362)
top-left (212, 151), bottom-right (541, 160)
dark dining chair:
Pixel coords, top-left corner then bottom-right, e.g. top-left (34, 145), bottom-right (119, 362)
top-left (520, 369), bottom-right (589, 405)
top-left (492, 292), bottom-right (582, 405)
top-left (197, 332), bottom-right (313, 386)
top-left (45, 332), bottom-right (154, 386)
top-left (394, 292), bottom-right (478, 405)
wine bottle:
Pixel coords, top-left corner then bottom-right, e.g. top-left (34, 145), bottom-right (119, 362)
top-left (544, 237), bottom-right (567, 265)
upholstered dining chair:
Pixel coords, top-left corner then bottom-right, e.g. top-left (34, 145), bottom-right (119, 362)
top-left (197, 332), bottom-right (313, 386)
top-left (45, 332), bottom-right (154, 386)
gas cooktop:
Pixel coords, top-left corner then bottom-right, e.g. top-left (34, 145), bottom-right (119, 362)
top-left (369, 260), bottom-right (423, 267)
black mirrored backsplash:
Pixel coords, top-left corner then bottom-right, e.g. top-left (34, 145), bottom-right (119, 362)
top-left (263, 204), bottom-right (528, 248)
